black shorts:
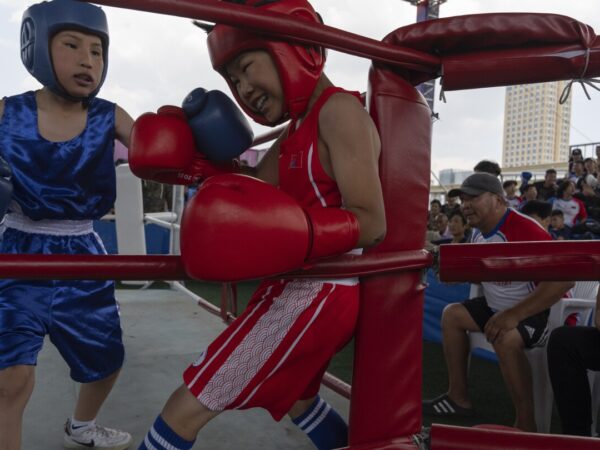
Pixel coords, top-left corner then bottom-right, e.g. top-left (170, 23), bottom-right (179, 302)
top-left (462, 296), bottom-right (550, 348)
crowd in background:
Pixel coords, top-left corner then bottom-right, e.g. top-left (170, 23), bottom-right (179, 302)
top-left (427, 146), bottom-right (600, 249)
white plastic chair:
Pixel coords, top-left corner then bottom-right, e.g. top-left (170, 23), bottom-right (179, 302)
top-left (468, 281), bottom-right (597, 433)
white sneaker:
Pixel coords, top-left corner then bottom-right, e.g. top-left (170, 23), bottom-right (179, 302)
top-left (64, 418), bottom-right (132, 450)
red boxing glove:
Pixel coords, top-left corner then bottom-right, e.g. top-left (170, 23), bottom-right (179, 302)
top-left (129, 106), bottom-right (195, 184)
top-left (129, 106), bottom-right (238, 185)
top-left (180, 174), bottom-right (360, 282)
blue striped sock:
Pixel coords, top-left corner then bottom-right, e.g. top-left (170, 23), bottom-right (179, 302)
top-left (138, 415), bottom-right (195, 450)
top-left (291, 395), bottom-right (348, 450)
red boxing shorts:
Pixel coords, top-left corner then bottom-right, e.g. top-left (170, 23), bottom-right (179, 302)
top-left (183, 278), bottom-right (359, 420)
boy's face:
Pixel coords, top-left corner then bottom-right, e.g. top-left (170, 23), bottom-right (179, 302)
top-left (504, 183), bottom-right (516, 196)
top-left (551, 214), bottom-right (564, 230)
top-left (447, 195), bottom-right (458, 206)
top-left (50, 30), bottom-right (104, 98)
top-left (226, 50), bottom-right (284, 124)
top-left (545, 172), bottom-right (557, 185)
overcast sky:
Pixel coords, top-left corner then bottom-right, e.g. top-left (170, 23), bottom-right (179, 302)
top-left (2, 0), bottom-right (600, 175)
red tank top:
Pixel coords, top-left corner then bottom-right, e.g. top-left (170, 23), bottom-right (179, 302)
top-left (278, 87), bottom-right (361, 209)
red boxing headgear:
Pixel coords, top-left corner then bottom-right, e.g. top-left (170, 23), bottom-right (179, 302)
top-left (207, 0), bottom-right (325, 126)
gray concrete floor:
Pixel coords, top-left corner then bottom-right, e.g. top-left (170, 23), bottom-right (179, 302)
top-left (22, 287), bottom-right (349, 450)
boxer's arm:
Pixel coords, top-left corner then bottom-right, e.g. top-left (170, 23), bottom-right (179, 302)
top-left (319, 93), bottom-right (386, 249)
top-left (115, 104), bottom-right (134, 148)
top-left (180, 174), bottom-right (359, 281)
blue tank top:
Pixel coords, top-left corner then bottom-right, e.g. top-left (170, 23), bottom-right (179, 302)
top-left (0, 91), bottom-right (116, 220)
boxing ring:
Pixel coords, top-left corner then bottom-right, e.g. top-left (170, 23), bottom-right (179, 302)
top-left (8, 1), bottom-right (600, 448)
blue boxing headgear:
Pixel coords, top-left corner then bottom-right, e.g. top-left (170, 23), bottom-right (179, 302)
top-left (20, 0), bottom-right (109, 100)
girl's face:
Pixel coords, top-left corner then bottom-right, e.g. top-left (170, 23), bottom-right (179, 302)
top-left (585, 160), bottom-right (597, 173)
top-left (226, 50), bottom-right (284, 124)
top-left (50, 29), bottom-right (104, 98)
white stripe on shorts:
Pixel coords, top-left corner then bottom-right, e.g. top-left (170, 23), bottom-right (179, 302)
top-left (187, 285), bottom-right (274, 389)
top-left (196, 281), bottom-right (332, 411)
top-left (235, 283), bottom-right (334, 409)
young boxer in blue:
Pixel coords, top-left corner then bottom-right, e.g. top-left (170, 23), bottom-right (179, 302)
top-left (0, 1), bottom-right (134, 449)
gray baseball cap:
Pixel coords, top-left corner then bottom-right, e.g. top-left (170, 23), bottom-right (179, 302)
top-left (448, 173), bottom-right (504, 198)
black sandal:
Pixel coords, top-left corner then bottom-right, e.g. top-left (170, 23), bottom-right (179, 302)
top-left (423, 393), bottom-right (474, 417)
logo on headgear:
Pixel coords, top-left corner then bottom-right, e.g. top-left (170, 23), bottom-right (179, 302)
top-left (21, 18), bottom-right (35, 71)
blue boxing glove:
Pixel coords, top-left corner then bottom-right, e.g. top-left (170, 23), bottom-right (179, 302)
top-left (0, 156), bottom-right (13, 219)
top-left (182, 87), bottom-right (254, 162)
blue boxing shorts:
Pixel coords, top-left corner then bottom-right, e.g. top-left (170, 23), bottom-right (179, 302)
top-left (0, 215), bottom-right (124, 383)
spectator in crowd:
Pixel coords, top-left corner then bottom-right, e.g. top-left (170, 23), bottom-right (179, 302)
top-left (547, 288), bottom-right (600, 437)
top-left (442, 194), bottom-right (461, 216)
top-left (425, 227), bottom-right (441, 253)
top-left (552, 180), bottom-right (587, 227)
top-left (474, 160), bottom-right (502, 178)
top-left (567, 148), bottom-right (584, 179)
top-left (520, 200), bottom-right (552, 230)
top-left (573, 175), bottom-right (600, 221)
top-left (435, 212), bottom-right (452, 239)
top-left (534, 169), bottom-right (558, 201)
top-left (569, 160), bottom-right (586, 187)
top-left (503, 180), bottom-right (520, 209)
top-left (576, 175), bottom-right (600, 223)
top-left (549, 210), bottom-right (572, 240)
top-left (518, 183), bottom-right (538, 211)
top-left (428, 199), bottom-right (442, 230)
top-left (584, 157), bottom-right (598, 178)
top-left (433, 210), bottom-right (469, 245)
top-left (596, 145), bottom-right (600, 161)
top-left (142, 180), bottom-right (172, 213)
top-left (422, 173), bottom-right (573, 432)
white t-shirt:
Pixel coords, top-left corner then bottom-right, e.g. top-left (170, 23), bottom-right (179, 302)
top-left (470, 208), bottom-right (552, 311)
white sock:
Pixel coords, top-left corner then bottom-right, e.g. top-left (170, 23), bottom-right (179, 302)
top-left (69, 417), bottom-right (96, 433)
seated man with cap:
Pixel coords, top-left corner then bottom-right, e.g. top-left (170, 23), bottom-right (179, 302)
top-left (423, 173), bottom-right (573, 432)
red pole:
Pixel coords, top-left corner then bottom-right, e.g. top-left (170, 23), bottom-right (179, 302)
top-left (439, 241), bottom-right (600, 282)
top-left (84, 0), bottom-right (440, 72)
top-left (0, 254), bottom-right (188, 280)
